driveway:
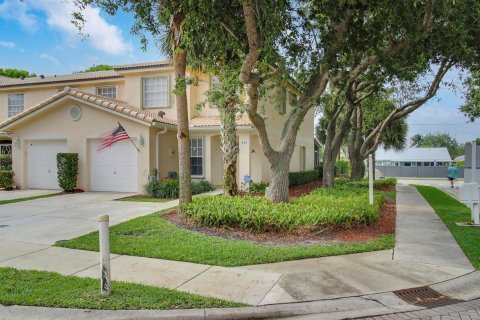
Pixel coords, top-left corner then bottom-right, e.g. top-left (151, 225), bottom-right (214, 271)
top-left (0, 189), bottom-right (60, 201)
top-left (0, 192), bottom-right (175, 245)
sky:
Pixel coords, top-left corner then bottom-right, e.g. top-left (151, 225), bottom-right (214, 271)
top-left (0, 0), bottom-right (479, 144)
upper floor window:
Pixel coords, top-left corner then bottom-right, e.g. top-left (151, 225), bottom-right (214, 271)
top-left (8, 93), bottom-right (24, 117)
top-left (300, 146), bottom-right (306, 171)
top-left (143, 76), bottom-right (168, 108)
top-left (279, 87), bottom-right (287, 115)
top-left (96, 86), bottom-right (117, 99)
top-left (190, 137), bottom-right (204, 176)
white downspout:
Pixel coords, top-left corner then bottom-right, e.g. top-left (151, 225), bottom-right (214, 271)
top-left (156, 127), bottom-right (168, 178)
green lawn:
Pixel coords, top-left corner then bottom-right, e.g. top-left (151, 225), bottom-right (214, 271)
top-left (0, 193), bottom-right (60, 205)
top-left (57, 209), bottom-right (395, 267)
top-left (0, 268), bottom-right (242, 310)
top-left (118, 197), bottom-right (173, 203)
top-left (415, 185), bottom-right (480, 269)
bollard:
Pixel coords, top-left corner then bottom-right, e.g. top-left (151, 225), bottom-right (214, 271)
top-left (369, 154), bottom-right (374, 205)
top-left (98, 214), bottom-right (111, 295)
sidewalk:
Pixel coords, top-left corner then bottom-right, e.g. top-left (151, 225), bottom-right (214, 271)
top-left (0, 185), bottom-right (477, 310)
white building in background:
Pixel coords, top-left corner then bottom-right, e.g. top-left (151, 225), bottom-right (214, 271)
top-left (375, 147), bottom-right (452, 167)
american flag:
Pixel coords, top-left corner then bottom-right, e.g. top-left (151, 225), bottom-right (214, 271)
top-left (97, 123), bottom-right (130, 151)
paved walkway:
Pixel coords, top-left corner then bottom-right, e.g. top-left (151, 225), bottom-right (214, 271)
top-left (0, 185), bottom-right (474, 307)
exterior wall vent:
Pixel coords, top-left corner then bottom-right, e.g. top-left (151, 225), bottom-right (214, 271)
top-left (69, 105), bottom-right (82, 121)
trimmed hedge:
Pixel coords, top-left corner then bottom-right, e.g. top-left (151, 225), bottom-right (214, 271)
top-left (57, 153), bottom-right (79, 192)
top-left (0, 170), bottom-right (14, 190)
top-left (0, 155), bottom-right (12, 171)
top-left (183, 186), bottom-right (384, 231)
top-left (289, 170), bottom-right (320, 186)
top-left (250, 181), bottom-right (269, 194)
top-left (335, 177), bottom-right (397, 190)
top-left (146, 179), bottom-right (215, 199)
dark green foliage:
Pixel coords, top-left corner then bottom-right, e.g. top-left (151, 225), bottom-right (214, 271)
top-left (250, 181), bottom-right (269, 193)
top-left (0, 154), bottom-right (12, 170)
top-left (57, 153), bottom-right (78, 192)
top-left (146, 179), bottom-right (215, 199)
top-left (80, 64), bottom-right (113, 73)
top-left (183, 186), bottom-right (384, 232)
top-left (0, 68), bottom-right (36, 79)
top-left (335, 177), bottom-right (397, 191)
top-left (315, 163), bottom-right (324, 179)
top-left (410, 132), bottom-right (464, 159)
top-left (415, 186), bottom-right (480, 269)
top-left (0, 170), bottom-right (14, 190)
top-left (335, 160), bottom-right (350, 177)
top-left (288, 170), bottom-right (320, 186)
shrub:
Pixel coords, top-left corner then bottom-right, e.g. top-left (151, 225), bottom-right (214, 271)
top-left (315, 163), bottom-right (323, 180)
top-left (0, 170), bottom-right (14, 190)
top-left (335, 160), bottom-right (350, 177)
top-left (250, 181), bottom-right (269, 194)
top-left (289, 170), bottom-right (320, 186)
top-left (334, 177), bottom-right (397, 190)
top-left (57, 153), bottom-right (78, 192)
top-left (192, 180), bottom-right (215, 194)
top-left (183, 186), bottom-right (384, 232)
top-left (0, 154), bottom-right (12, 171)
top-left (145, 179), bottom-right (215, 198)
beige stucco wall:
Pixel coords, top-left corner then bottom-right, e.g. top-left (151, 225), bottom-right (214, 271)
top-left (9, 98), bottom-right (151, 192)
top-left (0, 80), bottom-right (124, 123)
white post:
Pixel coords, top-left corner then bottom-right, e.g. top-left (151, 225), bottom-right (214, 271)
top-left (369, 154), bottom-right (374, 205)
top-left (98, 214), bottom-right (111, 295)
top-left (472, 141), bottom-right (477, 184)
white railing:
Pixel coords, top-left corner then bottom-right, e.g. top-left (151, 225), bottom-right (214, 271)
top-left (0, 144), bottom-right (12, 155)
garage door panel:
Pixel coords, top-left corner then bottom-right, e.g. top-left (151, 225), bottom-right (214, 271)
top-left (28, 140), bottom-right (67, 189)
top-left (90, 140), bottom-right (138, 192)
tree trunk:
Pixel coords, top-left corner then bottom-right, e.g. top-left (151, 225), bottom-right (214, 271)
top-left (269, 157), bottom-right (290, 203)
top-left (172, 15), bottom-right (192, 212)
top-left (219, 97), bottom-right (239, 196)
top-left (323, 154), bottom-right (336, 188)
top-left (350, 155), bottom-right (363, 180)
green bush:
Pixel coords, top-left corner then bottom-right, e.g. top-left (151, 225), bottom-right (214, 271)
top-left (0, 170), bottom-right (14, 190)
top-left (183, 186), bottom-right (384, 232)
top-left (315, 163), bottom-right (324, 180)
top-left (192, 180), bottom-right (215, 194)
top-left (335, 160), bottom-right (350, 177)
top-left (249, 181), bottom-right (269, 193)
top-left (0, 154), bottom-right (12, 171)
top-left (57, 153), bottom-right (78, 192)
top-left (335, 177), bottom-right (397, 190)
top-left (146, 179), bottom-right (215, 199)
top-left (289, 170), bottom-right (320, 186)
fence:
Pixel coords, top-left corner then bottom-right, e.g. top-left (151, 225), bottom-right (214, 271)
top-left (377, 166), bottom-right (464, 179)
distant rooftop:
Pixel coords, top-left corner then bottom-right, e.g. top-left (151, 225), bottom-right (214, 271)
top-left (376, 147), bottom-right (452, 162)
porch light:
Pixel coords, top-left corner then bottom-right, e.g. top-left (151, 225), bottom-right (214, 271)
top-left (139, 135), bottom-right (145, 146)
top-left (13, 138), bottom-right (21, 148)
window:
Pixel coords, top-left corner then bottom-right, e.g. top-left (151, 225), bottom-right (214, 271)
top-left (8, 93), bottom-right (24, 117)
top-left (143, 77), bottom-right (168, 107)
top-left (210, 76), bottom-right (221, 88)
top-left (96, 86), bottom-right (117, 99)
top-left (290, 91), bottom-right (298, 106)
top-left (190, 137), bottom-right (203, 176)
top-left (300, 146), bottom-right (306, 171)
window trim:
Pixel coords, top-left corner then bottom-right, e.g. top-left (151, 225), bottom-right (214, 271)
top-left (95, 85), bottom-right (117, 99)
top-left (141, 75), bottom-right (170, 109)
top-left (300, 145), bottom-right (306, 171)
top-left (190, 136), bottom-right (205, 178)
top-left (7, 92), bottom-right (25, 118)
top-left (279, 87), bottom-right (287, 115)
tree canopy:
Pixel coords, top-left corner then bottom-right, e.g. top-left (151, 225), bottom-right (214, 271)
top-left (0, 68), bottom-right (36, 79)
top-left (80, 64), bottom-right (113, 73)
top-left (410, 132), bottom-right (464, 158)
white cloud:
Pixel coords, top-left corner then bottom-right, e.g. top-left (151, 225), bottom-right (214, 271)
top-left (40, 53), bottom-right (60, 66)
top-left (0, 1), bottom-right (38, 31)
top-left (0, 0), bottom-right (131, 55)
top-left (0, 41), bottom-right (16, 48)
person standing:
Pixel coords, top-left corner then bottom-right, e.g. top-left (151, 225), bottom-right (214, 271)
top-left (447, 163), bottom-right (458, 188)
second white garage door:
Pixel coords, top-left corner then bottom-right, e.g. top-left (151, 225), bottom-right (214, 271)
top-left (90, 140), bottom-right (138, 192)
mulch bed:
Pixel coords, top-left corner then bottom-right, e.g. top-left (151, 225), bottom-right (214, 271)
top-left (161, 181), bottom-right (396, 246)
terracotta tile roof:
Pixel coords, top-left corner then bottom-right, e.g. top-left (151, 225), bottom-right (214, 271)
top-left (113, 61), bottom-right (171, 71)
top-left (0, 87), bottom-right (177, 130)
top-left (0, 70), bottom-right (122, 88)
top-left (190, 116), bottom-right (253, 128)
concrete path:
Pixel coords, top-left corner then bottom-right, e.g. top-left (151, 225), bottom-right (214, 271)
top-left (398, 178), bottom-right (462, 199)
top-left (0, 189), bottom-right (60, 201)
top-left (0, 185), bottom-right (474, 306)
top-left (394, 185), bottom-right (472, 269)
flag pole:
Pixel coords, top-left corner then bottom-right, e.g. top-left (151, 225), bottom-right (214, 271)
top-left (118, 121), bottom-right (140, 152)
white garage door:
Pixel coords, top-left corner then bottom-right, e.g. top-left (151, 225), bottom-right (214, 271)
top-left (90, 140), bottom-right (138, 192)
top-left (28, 140), bottom-right (67, 189)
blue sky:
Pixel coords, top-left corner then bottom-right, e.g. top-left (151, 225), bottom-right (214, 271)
top-left (1, 0), bottom-right (478, 144)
